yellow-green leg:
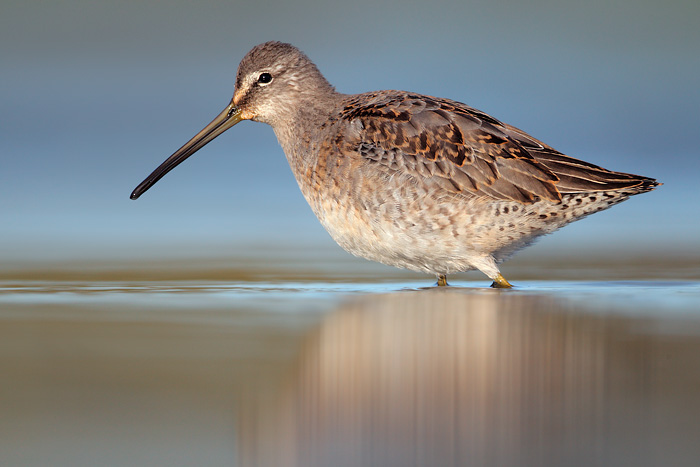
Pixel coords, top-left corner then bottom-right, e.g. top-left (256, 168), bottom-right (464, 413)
top-left (490, 273), bottom-right (513, 289)
top-left (437, 275), bottom-right (448, 287)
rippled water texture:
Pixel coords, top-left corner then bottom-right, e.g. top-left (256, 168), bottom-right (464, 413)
top-left (1, 261), bottom-right (700, 466)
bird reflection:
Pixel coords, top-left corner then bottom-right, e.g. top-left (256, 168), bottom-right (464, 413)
top-left (234, 290), bottom-right (694, 467)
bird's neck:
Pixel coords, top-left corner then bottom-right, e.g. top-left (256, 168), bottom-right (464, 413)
top-left (271, 90), bottom-right (347, 175)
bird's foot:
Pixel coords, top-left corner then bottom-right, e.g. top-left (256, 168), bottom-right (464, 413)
top-left (437, 275), bottom-right (448, 287)
top-left (490, 273), bottom-right (513, 289)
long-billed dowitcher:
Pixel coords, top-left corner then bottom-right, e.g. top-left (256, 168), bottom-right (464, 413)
top-left (131, 41), bottom-right (659, 287)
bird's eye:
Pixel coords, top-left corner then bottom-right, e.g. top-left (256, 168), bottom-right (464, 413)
top-left (257, 72), bottom-right (272, 85)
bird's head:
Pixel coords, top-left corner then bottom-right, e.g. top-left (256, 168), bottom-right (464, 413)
top-left (130, 41), bottom-right (331, 200)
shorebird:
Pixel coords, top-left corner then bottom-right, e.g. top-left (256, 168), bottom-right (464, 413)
top-left (131, 41), bottom-right (659, 287)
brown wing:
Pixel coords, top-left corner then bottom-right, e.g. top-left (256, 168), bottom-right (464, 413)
top-left (338, 91), bottom-right (655, 203)
top-left (501, 123), bottom-right (659, 193)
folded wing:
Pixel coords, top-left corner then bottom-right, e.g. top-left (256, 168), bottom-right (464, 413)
top-left (339, 91), bottom-right (656, 203)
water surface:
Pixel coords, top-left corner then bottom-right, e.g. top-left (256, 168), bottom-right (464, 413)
top-left (1, 274), bottom-right (699, 466)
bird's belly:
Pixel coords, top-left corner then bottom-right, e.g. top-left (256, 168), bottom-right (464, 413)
top-left (303, 186), bottom-right (504, 275)
top-left (293, 153), bottom-right (635, 276)
top-left (301, 183), bottom-right (624, 275)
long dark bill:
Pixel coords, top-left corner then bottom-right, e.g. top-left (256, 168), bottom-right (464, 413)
top-left (130, 102), bottom-right (243, 200)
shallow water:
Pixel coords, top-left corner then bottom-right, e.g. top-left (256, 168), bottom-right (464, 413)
top-left (1, 275), bottom-right (700, 466)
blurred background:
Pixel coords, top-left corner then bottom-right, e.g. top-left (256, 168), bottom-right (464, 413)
top-left (2, 0), bottom-right (699, 269)
top-left (3, 3), bottom-right (700, 465)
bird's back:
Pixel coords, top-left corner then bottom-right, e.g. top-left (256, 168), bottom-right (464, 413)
top-left (332, 90), bottom-right (658, 201)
